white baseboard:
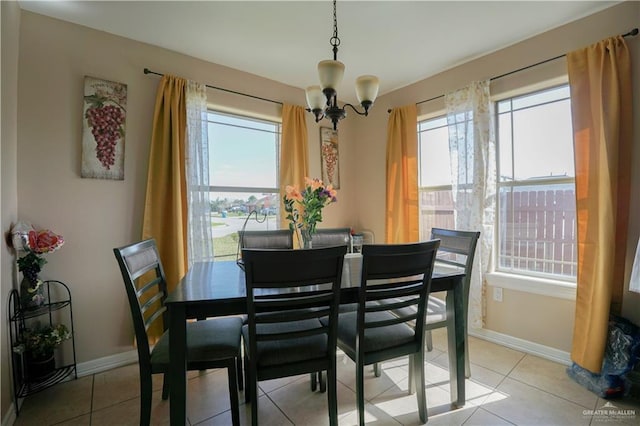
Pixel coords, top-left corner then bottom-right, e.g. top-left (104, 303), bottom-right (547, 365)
top-left (470, 327), bottom-right (571, 366)
top-left (76, 349), bottom-right (138, 377)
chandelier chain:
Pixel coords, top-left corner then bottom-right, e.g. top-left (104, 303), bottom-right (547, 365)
top-left (330, 0), bottom-right (340, 60)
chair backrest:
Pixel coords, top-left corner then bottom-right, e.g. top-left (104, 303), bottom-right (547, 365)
top-left (242, 245), bottom-right (347, 374)
top-left (357, 241), bottom-right (440, 359)
top-left (237, 229), bottom-right (294, 268)
top-left (311, 227), bottom-right (351, 248)
top-left (239, 229), bottom-right (294, 249)
top-left (113, 239), bottom-right (167, 365)
top-left (430, 228), bottom-right (480, 306)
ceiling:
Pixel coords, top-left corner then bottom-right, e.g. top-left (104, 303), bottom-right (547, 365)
top-left (18, 1), bottom-right (619, 103)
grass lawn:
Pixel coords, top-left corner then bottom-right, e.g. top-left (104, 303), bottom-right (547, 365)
top-left (213, 232), bottom-right (239, 261)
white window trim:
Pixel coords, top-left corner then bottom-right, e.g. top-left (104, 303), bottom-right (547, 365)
top-left (486, 271), bottom-right (576, 300)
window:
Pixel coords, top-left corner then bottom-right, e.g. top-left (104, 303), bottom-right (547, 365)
top-left (418, 84), bottom-right (577, 283)
top-left (207, 111), bottom-right (281, 260)
top-left (496, 85), bottom-right (576, 280)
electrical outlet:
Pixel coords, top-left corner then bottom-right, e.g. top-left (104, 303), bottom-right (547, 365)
top-left (493, 287), bottom-right (503, 302)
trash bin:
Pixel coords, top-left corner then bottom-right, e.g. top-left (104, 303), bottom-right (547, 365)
top-left (567, 315), bottom-right (640, 398)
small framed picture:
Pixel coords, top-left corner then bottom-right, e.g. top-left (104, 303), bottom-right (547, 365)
top-left (81, 76), bottom-right (127, 180)
top-left (319, 127), bottom-right (340, 189)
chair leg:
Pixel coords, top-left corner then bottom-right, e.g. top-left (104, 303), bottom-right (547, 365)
top-left (244, 355), bottom-right (251, 403)
top-left (161, 373), bottom-right (170, 400)
top-left (140, 374), bottom-right (153, 426)
top-left (250, 374), bottom-right (259, 426)
top-left (227, 360), bottom-right (240, 426)
top-left (374, 362), bottom-right (381, 377)
top-left (328, 366), bottom-right (338, 426)
top-left (319, 370), bottom-right (327, 393)
top-left (356, 358), bottom-right (365, 426)
top-left (465, 334), bottom-right (471, 378)
top-left (413, 352), bottom-right (427, 424)
top-left (236, 355), bottom-right (244, 391)
top-left (310, 372), bottom-right (317, 391)
top-left (425, 329), bottom-right (433, 351)
top-left (408, 356), bottom-right (415, 395)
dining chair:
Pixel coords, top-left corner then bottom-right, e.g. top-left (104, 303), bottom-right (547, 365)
top-left (374, 228), bottom-right (480, 380)
top-left (113, 239), bottom-right (242, 426)
top-left (242, 245), bottom-right (347, 426)
top-left (425, 228), bottom-right (480, 378)
top-left (331, 241), bottom-right (440, 425)
top-left (237, 229), bottom-right (294, 268)
top-left (311, 227), bottom-right (352, 249)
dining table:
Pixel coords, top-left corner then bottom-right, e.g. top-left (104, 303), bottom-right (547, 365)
top-left (165, 254), bottom-right (466, 425)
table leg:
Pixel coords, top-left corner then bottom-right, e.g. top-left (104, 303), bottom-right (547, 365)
top-left (446, 276), bottom-right (465, 407)
top-left (169, 304), bottom-right (187, 425)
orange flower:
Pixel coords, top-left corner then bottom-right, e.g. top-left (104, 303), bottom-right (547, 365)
top-left (325, 184), bottom-right (338, 199)
top-left (305, 177), bottom-right (323, 191)
top-left (285, 185), bottom-right (303, 201)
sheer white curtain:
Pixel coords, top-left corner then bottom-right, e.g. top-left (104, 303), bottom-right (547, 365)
top-left (444, 80), bottom-right (496, 329)
top-left (185, 80), bottom-right (214, 265)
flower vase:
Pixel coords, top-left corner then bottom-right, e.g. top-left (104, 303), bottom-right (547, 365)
top-left (20, 277), bottom-right (46, 309)
top-left (25, 351), bottom-right (55, 382)
top-left (301, 229), bottom-right (313, 249)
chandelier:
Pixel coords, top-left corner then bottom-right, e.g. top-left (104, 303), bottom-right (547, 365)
top-left (305, 0), bottom-right (379, 130)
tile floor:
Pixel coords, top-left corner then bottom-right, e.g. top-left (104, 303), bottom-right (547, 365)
top-left (13, 328), bottom-right (640, 425)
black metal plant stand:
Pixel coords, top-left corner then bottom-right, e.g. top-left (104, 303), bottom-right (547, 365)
top-left (8, 280), bottom-right (77, 416)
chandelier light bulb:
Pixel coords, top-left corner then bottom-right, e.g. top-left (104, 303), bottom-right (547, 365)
top-left (318, 60), bottom-right (345, 91)
top-left (305, 85), bottom-right (326, 110)
top-left (355, 75), bottom-right (380, 105)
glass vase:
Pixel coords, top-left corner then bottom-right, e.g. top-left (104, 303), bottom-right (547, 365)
top-left (300, 228), bottom-right (313, 249)
top-left (20, 277), bottom-right (46, 309)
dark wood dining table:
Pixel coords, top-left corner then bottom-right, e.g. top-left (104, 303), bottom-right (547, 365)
top-left (165, 255), bottom-right (466, 425)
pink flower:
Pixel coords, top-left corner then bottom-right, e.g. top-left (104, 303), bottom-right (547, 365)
top-left (28, 230), bottom-right (64, 254)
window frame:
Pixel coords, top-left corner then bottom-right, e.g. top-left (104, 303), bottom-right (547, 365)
top-left (207, 109), bottom-right (281, 196)
top-left (494, 84), bottom-right (577, 284)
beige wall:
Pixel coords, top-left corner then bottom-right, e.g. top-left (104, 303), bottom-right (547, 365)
top-left (15, 9), bottom-right (355, 371)
top-left (1, 0), bottom-right (22, 420)
top-left (355, 1), bottom-right (640, 351)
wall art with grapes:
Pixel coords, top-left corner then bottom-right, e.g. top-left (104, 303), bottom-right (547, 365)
top-left (320, 127), bottom-right (340, 189)
top-left (81, 76), bottom-right (127, 180)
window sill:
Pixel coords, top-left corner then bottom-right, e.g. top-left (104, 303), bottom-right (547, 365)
top-left (485, 272), bottom-right (576, 301)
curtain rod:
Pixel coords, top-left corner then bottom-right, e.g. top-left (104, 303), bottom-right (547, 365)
top-left (143, 68), bottom-right (283, 106)
top-left (389, 27), bottom-right (638, 112)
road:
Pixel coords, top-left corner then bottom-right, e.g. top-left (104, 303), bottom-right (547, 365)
top-left (211, 215), bottom-right (281, 238)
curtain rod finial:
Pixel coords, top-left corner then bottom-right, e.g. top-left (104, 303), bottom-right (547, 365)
top-left (143, 68), bottom-right (150, 74)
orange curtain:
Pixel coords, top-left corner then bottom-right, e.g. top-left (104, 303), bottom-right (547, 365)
top-left (568, 36), bottom-right (632, 373)
top-left (279, 104), bottom-right (309, 232)
top-left (142, 76), bottom-right (188, 310)
top-left (385, 104), bottom-right (419, 243)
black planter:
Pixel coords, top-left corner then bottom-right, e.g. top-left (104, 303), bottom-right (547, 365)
top-left (26, 352), bottom-right (55, 382)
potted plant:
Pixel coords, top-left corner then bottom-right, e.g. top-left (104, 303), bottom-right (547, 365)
top-left (21, 323), bottom-right (71, 381)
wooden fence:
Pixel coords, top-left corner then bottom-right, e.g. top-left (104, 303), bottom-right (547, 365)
top-left (420, 185), bottom-right (577, 277)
